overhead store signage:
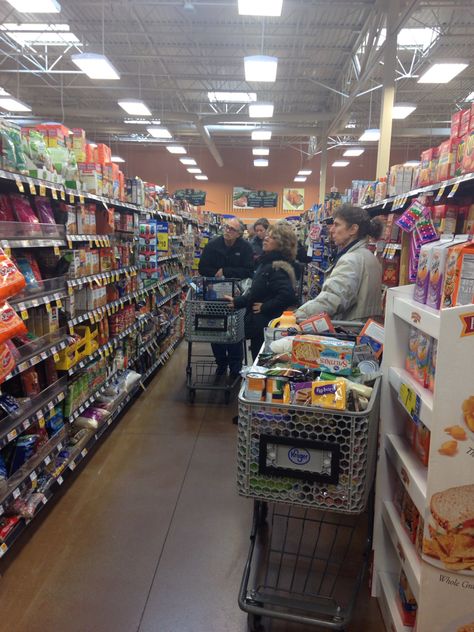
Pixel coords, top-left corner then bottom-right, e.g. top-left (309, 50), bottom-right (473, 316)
top-left (283, 188), bottom-right (305, 211)
top-left (233, 187), bottom-right (278, 209)
top-left (173, 188), bottom-right (206, 206)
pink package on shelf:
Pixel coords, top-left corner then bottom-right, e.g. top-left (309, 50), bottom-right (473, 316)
top-left (34, 196), bottom-right (56, 225)
top-left (0, 194), bottom-right (15, 222)
top-left (9, 194), bottom-right (39, 226)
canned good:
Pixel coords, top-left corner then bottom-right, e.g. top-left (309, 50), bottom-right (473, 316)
top-left (266, 376), bottom-right (289, 403)
top-left (358, 360), bottom-right (380, 375)
top-left (245, 373), bottom-right (266, 401)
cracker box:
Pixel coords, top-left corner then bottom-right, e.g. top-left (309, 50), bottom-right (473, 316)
top-left (436, 139), bottom-right (455, 182)
top-left (357, 319), bottom-right (384, 358)
top-left (461, 128), bottom-right (474, 174)
top-left (419, 148), bottom-right (434, 186)
top-left (310, 379), bottom-right (347, 410)
top-left (459, 107), bottom-right (471, 137)
top-left (291, 335), bottom-right (354, 375)
top-left (451, 110), bottom-right (461, 138)
top-left (299, 313), bottom-right (335, 335)
top-left (426, 237), bottom-right (467, 309)
top-left (414, 240), bottom-right (441, 304)
top-left (441, 240), bottom-right (474, 308)
top-left (455, 133), bottom-right (468, 176)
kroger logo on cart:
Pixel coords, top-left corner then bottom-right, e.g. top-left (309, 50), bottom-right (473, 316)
top-left (288, 447), bottom-right (310, 465)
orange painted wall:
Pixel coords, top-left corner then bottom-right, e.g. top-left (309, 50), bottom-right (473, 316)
top-left (116, 143), bottom-right (420, 219)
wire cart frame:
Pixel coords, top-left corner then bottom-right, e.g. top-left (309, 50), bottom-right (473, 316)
top-left (237, 325), bottom-right (380, 630)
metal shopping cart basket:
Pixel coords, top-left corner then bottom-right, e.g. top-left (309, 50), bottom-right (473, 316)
top-left (237, 324), bottom-right (380, 631)
top-left (184, 277), bottom-right (247, 404)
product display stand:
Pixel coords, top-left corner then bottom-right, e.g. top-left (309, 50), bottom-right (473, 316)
top-left (373, 284), bottom-right (474, 631)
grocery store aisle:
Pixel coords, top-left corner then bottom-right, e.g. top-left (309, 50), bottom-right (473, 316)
top-left (0, 343), bottom-right (384, 632)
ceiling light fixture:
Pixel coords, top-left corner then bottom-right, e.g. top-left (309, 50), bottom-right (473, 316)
top-left (343, 148), bottom-right (364, 156)
top-left (298, 170), bottom-right (312, 176)
top-left (118, 99), bottom-right (151, 116)
top-left (147, 127), bottom-right (172, 139)
top-left (252, 148), bottom-right (269, 156)
top-left (332, 160), bottom-right (350, 167)
top-left (392, 103), bottom-right (417, 119)
top-left (254, 159), bottom-right (268, 167)
top-left (418, 62), bottom-right (468, 84)
top-left (195, 175), bottom-right (208, 180)
top-left (88, 142), bottom-right (98, 148)
top-left (180, 158), bottom-right (197, 165)
top-left (465, 91), bottom-right (474, 102)
top-left (111, 156), bottom-right (125, 163)
top-left (294, 176), bottom-right (307, 182)
top-left (1, 22), bottom-right (79, 45)
top-left (238, 0), bottom-right (283, 16)
top-left (208, 91), bottom-right (257, 103)
top-left (404, 160), bottom-right (421, 166)
top-left (249, 103), bottom-right (274, 118)
top-left (244, 55), bottom-right (278, 82)
top-left (0, 96), bottom-right (31, 112)
top-left (359, 128), bottom-right (380, 142)
top-left (5, 0), bottom-right (60, 12)
top-left (71, 53), bottom-right (120, 80)
top-left (187, 168), bottom-right (202, 173)
top-left (166, 145), bottom-right (187, 154)
top-left (252, 130), bottom-right (272, 141)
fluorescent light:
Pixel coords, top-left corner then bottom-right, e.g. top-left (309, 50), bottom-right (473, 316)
top-left (1, 22), bottom-right (78, 45)
top-left (88, 142), bottom-right (98, 148)
top-left (252, 148), bottom-right (269, 156)
top-left (252, 130), bottom-right (272, 141)
top-left (124, 118), bottom-right (160, 125)
top-left (180, 158), bottom-right (197, 165)
top-left (118, 99), bottom-right (151, 116)
top-left (404, 160), bottom-right (421, 166)
top-left (147, 127), bottom-right (172, 139)
top-left (418, 62), bottom-right (468, 84)
top-left (195, 175), bottom-right (208, 180)
top-left (111, 156), bottom-right (125, 163)
top-left (166, 145), bottom-right (187, 154)
top-left (332, 160), bottom-right (350, 167)
top-left (238, 0), bottom-right (283, 16)
top-left (5, 0), bottom-right (60, 12)
top-left (465, 91), bottom-right (474, 102)
top-left (343, 148), bottom-right (364, 157)
top-left (244, 55), bottom-right (278, 82)
top-left (208, 91), bottom-right (257, 103)
top-left (392, 103), bottom-right (417, 119)
top-left (298, 170), bottom-right (312, 176)
top-left (374, 27), bottom-right (438, 51)
top-left (294, 176), bottom-right (307, 182)
top-left (359, 128), bottom-right (380, 141)
top-left (71, 53), bottom-right (120, 80)
top-left (249, 103), bottom-right (274, 118)
top-left (0, 97), bottom-right (31, 112)
top-left (254, 159), bottom-right (268, 167)
top-left (187, 168), bottom-right (202, 173)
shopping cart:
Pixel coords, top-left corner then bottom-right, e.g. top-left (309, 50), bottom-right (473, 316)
top-left (237, 324), bottom-right (380, 630)
top-left (184, 277), bottom-right (247, 404)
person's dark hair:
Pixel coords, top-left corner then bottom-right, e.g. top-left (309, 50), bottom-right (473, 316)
top-left (254, 217), bottom-right (270, 230)
top-left (333, 204), bottom-right (383, 240)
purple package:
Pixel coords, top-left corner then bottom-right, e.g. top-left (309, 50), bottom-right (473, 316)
top-left (34, 197), bottom-right (56, 225)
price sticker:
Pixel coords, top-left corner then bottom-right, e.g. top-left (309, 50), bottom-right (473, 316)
top-left (0, 542), bottom-right (8, 556)
top-left (56, 298), bottom-right (63, 309)
top-left (53, 352), bottom-right (60, 362)
top-left (399, 383), bottom-right (420, 420)
top-left (45, 301), bottom-right (52, 314)
top-left (69, 193), bottom-right (75, 204)
top-left (44, 455), bottom-right (51, 465)
top-left (57, 475), bottom-right (64, 485)
top-left (79, 195), bottom-right (85, 204)
top-left (448, 181), bottom-right (460, 198)
top-left (69, 324), bottom-right (75, 335)
top-left (7, 429), bottom-right (18, 442)
top-left (81, 448), bottom-right (88, 458)
top-left (53, 245), bottom-right (61, 256)
top-left (15, 178), bottom-right (25, 193)
top-left (30, 470), bottom-right (37, 483)
top-left (20, 309), bottom-right (29, 320)
top-left (60, 189), bottom-right (66, 201)
top-left (51, 188), bottom-right (58, 200)
top-left (23, 419), bottom-right (31, 430)
top-left (67, 238), bottom-right (73, 249)
top-left (29, 181), bottom-right (37, 195)
top-left (435, 185), bottom-right (445, 202)
top-left (3, 245), bottom-right (11, 257)
top-left (38, 416), bottom-right (46, 428)
top-left (39, 184), bottom-right (46, 196)
top-left (69, 461), bottom-right (76, 471)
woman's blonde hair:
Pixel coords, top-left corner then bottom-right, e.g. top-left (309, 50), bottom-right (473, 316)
top-left (269, 222), bottom-right (297, 261)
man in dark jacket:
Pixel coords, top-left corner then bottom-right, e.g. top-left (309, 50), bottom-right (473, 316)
top-left (198, 218), bottom-right (254, 379)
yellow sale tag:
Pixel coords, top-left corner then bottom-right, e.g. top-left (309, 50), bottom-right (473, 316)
top-left (448, 181), bottom-right (460, 198)
top-left (29, 182), bottom-right (37, 195)
top-left (53, 352), bottom-right (60, 362)
top-left (39, 184), bottom-right (46, 196)
top-left (68, 286), bottom-right (74, 295)
top-left (79, 195), bottom-right (85, 204)
top-left (21, 309), bottom-right (29, 320)
top-left (69, 193), bottom-right (75, 204)
top-left (104, 347), bottom-right (110, 357)
top-left (54, 246), bottom-right (60, 256)
top-left (45, 302), bottom-right (52, 313)
top-left (399, 383), bottom-right (418, 418)
top-left (69, 325), bottom-right (74, 335)
top-left (56, 298), bottom-right (63, 309)
top-left (15, 178), bottom-right (24, 193)
top-left (52, 188), bottom-right (58, 200)
top-left (38, 416), bottom-right (45, 428)
top-left (67, 239), bottom-right (73, 249)
top-left (60, 189), bottom-right (66, 201)
top-left (3, 245), bottom-right (11, 257)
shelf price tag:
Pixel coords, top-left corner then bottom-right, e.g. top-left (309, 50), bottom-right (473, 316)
top-left (29, 181), bottom-right (37, 195)
top-left (7, 429), bottom-right (17, 442)
top-left (69, 193), bottom-right (75, 204)
top-left (60, 189), bottom-right (66, 201)
top-left (20, 309), bottom-right (29, 320)
top-left (399, 383), bottom-right (420, 421)
top-left (79, 195), bottom-right (85, 204)
top-left (53, 352), bottom-right (60, 362)
top-left (0, 543), bottom-right (8, 556)
top-left (51, 188), bottom-right (58, 200)
top-left (15, 178), bottom-right (25, 193)
top-left (448, 181), bottom-right (460, 198)
top-left (56, 298), bottom-right (63, 309)
top-left (39, 184), bottom-right (46, 196)
top-left (435, 185), bottom-right (445, 202)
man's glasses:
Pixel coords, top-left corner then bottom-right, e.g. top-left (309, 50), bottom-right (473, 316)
top-left (223, 225), bottom-right (239, 233)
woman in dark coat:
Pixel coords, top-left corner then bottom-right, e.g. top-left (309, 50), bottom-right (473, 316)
top-left (226, 222), bottom-right (298, 359)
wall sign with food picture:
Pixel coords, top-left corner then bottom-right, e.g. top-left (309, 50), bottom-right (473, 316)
top-left (283, 188), bottom-right (305, 211)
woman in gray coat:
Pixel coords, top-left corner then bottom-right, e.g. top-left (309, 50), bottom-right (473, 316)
top-left (296, 205), bottom-right (383, 322)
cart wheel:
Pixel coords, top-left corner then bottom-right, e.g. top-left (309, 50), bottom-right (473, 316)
top-left (188, 389), bottom-right (196, 403)
top-left (247, 613), bottom-right (264, 632)
top-left (224, 390), bottom-right (231, 404)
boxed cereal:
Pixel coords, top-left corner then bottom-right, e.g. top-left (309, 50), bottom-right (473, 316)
top-left (426, 237), bottom-right (467, 309)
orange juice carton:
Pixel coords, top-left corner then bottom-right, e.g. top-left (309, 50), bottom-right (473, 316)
top-left (459, 107), bottom-right (471, 137)
top-left (357, 318), bottom-right (384, 358)
top-left (462, 128), bottom-right (474, 174)
top-left (299, 312), bottom-right (335, 335)
top-left (441, 240), bottom-right (474, 307)
top-left (451, 110), bottom-right (462, 138)
top-left (426, 237), bottom-right (467, 309)
top-left (90, 249), bottom-right (100, 274)
top-left (291, 335), bottom-right (354, 375)
top-left (414, 240), bottom-right (441, 304)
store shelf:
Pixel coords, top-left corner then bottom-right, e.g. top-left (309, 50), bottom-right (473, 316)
top-left (139, 336), bottom-right (181, 380)
top-left (382, 501), bottom-right (421, 603)
top-left (378, 572), bottom-right (413, 632)
top-left (0, 221), bottom-right (65, 249)
top-left (385, 434), bottom-right (427, 515)
top-left (66, 234), bottom-right (111, 246)
top-left (10, 276), bottom-right (67, 312)
top-left (388, 367), bottom-right (434, 430)
top-left (66, 370), bottom-right (120, 422)
top-left (393, 293), bottom-right (440, 339)
top-left (67, 266), bottom-right (138, 289)
top-left (3, 328), bottom-right (69, 382)
top-left (0, 376), bottom-right (68, 450)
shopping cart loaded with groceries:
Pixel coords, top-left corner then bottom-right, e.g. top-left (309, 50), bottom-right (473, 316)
top-left (236, 312), bottom-right (383, 631)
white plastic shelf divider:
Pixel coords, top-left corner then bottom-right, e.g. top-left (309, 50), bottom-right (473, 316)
top-left (382, 501), bottom-right (421, 603)
top-left (388, 366), bottom-right (434, 430)
top-left (393, 293), bottom-right (441, 339)
top-left (385, 434), bottom-right (427, 515)
top-left (378, 572), bottom-right (413, 632)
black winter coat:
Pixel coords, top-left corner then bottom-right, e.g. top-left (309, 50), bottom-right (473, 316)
top-left (198, 235), bottom-right (254, 280)
top-left (234, 251), bottom-right (298, 339)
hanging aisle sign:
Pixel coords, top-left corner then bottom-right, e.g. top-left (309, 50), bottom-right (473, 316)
top-left (233, 187), bottom-right (278, 210)
top-left (173, 189), bottom-right (206, 205)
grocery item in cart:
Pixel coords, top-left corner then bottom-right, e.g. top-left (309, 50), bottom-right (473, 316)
top-left (291, 334), bottom-right (354, 375)
top-left (311, 379), bottom-right (347, 410)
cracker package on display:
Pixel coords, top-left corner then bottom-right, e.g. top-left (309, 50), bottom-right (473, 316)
top-left (291, 335), bottom-right (354, 375)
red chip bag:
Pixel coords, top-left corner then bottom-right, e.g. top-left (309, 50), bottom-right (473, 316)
top-left (0, 248), bottom-right (26, 300)
top-left (0, 194), bottom-right (14, 222)
top-left (0, 302), bottom-right (27, 344)
top-left (0, 342), bottom-right (15, 384)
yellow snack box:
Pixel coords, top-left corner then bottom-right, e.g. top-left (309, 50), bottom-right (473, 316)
top-left (311, 380), bottom-right (347, 410)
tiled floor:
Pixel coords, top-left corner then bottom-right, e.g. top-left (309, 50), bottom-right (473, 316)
top-left (0, 344), bottom-right (385, 632)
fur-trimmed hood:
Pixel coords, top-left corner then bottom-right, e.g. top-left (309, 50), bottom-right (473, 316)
top-left (272, 260), bottom-right (297, 289)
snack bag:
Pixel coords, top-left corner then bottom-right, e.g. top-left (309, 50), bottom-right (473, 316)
top-left (0, 194), bottom-right (14, 222)
top-left (9, 194), bottom-right (39, 226)
top-left (0, 302), bottom-right (28, 344)
top-left (34, 196), bottom-right (56, 225)
top-left (0, 342), bottom-right (15, 384)
top-left (311, 380), bottom-right (347, 410)
top-left (0, 248), bottom-right (26, 300)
